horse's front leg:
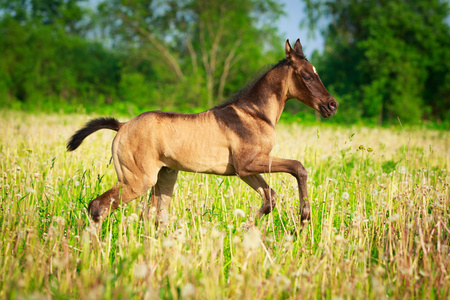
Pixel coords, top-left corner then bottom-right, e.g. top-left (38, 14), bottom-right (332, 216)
top-left (240, 174), bottom-right (277, 217)
top-left (149, 167), bottom-right (179, 228)
top-left (237, 155), bottom-right (311, 227)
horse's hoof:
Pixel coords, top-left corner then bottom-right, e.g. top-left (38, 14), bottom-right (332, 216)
top-left (300, 206), bottom-right (311, 223)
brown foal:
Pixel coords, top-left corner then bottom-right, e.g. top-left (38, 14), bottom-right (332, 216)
top-left (67, 39), bottom-right (338, 228)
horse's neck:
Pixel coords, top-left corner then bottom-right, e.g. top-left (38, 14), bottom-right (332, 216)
top-left (234, 65), bottom-right (289, 126)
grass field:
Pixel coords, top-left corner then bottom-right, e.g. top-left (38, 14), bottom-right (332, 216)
top-left (0, 110), bottom-right (448, 299)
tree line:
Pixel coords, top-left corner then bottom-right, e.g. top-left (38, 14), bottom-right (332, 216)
top-left (0, 0), bottom-right (449, 125)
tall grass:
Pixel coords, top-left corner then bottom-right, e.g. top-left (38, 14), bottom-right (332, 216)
top-left (0, 110), bottom-right (448, 299)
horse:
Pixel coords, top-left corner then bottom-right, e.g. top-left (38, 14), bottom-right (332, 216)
top-left (67, 39), bottom-right (338, 229)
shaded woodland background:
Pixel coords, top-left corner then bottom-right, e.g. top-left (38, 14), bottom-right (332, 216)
top-left (0, 0), bottom-right (449, 125)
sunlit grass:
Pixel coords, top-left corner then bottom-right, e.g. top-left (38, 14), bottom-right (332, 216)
top-left (0, 110), bottom-right (448, 299)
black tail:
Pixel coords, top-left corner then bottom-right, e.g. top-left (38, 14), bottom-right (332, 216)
top-left (66, 117), bottom-right (122, 151)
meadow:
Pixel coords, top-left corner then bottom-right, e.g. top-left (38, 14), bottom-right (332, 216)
top-left (0, 110), bottom-right (448, 299)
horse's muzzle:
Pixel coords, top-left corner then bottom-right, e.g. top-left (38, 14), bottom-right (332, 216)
top-left (319, 98), bottom-right (338, 118)
top-left (328, 99), bottom-right (338, 112)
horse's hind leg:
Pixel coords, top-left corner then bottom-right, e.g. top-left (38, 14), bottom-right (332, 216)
top-left (88, 179), bottom-right (155, 224)
top-left (149, 167), bottom-right (179, 227)
top-left (240, 174), bottom-right (277, 217)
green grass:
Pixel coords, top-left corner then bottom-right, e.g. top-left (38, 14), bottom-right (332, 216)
top-left (0, 110), bottom-right (448, 299)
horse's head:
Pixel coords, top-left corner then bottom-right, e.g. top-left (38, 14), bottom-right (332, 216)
top-left (285, 39), bottom-right (338, 118)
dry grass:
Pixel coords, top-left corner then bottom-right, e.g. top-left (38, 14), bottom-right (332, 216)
top-left (0, 111), bottom-right (448, 299)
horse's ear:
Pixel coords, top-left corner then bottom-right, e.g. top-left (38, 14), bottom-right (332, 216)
top-left (285, 39), bottom-right (301, 62)
top-left (285, 39), bottom-right (292, 58)
top-left (293, 38), bottom-right (304, 57)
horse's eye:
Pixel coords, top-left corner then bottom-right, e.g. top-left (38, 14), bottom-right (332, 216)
top-left (304, 76), bottom-right (312, 81)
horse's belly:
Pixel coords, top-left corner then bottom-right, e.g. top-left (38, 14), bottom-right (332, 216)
top-left (161, 143), bottom-right (235, 175)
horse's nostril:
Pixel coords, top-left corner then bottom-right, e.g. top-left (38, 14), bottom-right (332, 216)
top-left (329, 101), bottom-right (337, 111)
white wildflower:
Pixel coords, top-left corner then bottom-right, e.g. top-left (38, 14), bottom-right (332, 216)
top-left (133, 263), bottom-right (148, 278)
top-left (233, 209), bottom-right (245, 218)
top-left (53, 216), bottom-right (66, 226)
top-left (276, 274), bottom-right (291, 290)
top-left (211, 228), bottom-right (222, 239)
top-left (243, 228), bottom-right (261, 250)
top-left (335, 235), bottom-right (346, 243)
top-left (162, 238), bottom-right (175, 248)
top-left (181, 283), bottom-right (195, 298)
top-left (398, 166), bottom-right (406, 175)
top-left (127, 213), bottom-right (139, 223)
top-left (388, 214), bottom-right (399, 222)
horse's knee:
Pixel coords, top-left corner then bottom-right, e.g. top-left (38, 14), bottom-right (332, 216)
top-left (294, 161), bottom-right (307, 181)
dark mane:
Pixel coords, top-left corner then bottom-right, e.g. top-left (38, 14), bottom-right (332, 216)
top-left (212, 58), bottom-right (291, 110)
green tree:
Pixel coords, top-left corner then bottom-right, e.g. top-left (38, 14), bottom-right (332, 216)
top-left (0, 16), bottom-right (121, 110)
top-left (305, 0), bottom-right (450, 124)
top-left (98, 0), bottom-right (283, 107)
top-left (0, 0), bottom-right (88, 34)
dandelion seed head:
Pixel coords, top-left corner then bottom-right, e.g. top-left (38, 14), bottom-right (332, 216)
top-left (127, 213), bottom-right (139, 223)
top-left (388, 213), bottom-right (399, 222)
top-left (334, 234), bottom-right (346, 243)
top-left (341, 192), bottom-right (349, 200)
top-left (162, 238), bottom-right (175, 248)
top-left (85, 225), bottom-right (97, 234)
top-left (211, 228), bottom-right (222, 239)
top-left (233, 208), bottom-right (245, 218)
top-left (276, 274), bottom-right (291, 290)
top-left (181, 283), bottom-right (195, 298)
top-left (398, 166), bottom-right (406, 175)
top-left (53, 216), bottom-right (66, 226)
top-left (133, 263), bottom-right (148, 278)
top-left (243, 228), bottom-right (261, 250)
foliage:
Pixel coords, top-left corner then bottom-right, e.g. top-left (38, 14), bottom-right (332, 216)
top-left (305, 0), bottom-right (450, 124)
top-left (1, 0), bottom-right (449, 125)
top-left (0, 11), bottom-right (121, 111)
top-left (0, 0), bottom-right (283, 112)
top-left (97, 0), bottom-right (283, 107)
top-left (0, 111), bottom-right (448, 298)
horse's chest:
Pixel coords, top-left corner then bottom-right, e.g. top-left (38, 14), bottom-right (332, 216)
top-left (232, 128), bottom-right (276, 155)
